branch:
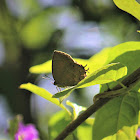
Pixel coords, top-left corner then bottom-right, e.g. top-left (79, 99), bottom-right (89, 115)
top-left (55, 67), bottom-right (140, 140)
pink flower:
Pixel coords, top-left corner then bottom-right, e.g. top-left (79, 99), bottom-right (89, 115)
top-left (15, 122), bottom-right (39, 140)
top-left (136, 127), bottom-right (140, 140)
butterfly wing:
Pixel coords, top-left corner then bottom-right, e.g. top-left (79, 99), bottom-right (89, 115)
top-left (52, 50), bottom-right (87, 87)
top-left (52, 50), bottom-right (75, 87)
top-left (72, 63), bottom-right (87, 84)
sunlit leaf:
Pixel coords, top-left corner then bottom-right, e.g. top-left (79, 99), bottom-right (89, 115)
top-left (101, 41), bottom-right (140, 91)
top-left (85, 118), bottom-right (95, 126)
top-left (52, 87), bottom-right (74, 98)
top-left (106, 42), bottom-right (140, 71)
top-left (20, 16), bottom-right (54, 49)
top-left (92, 92), bottom-right (139, 140)
top-left (19, 83), bottom-right (69, 113)
top-left (48, 110), bottom-right (72, 140)
top-left (85, 41), bottom-right (140, 77)
top-left (53, 63), bottom-right (127, 98)
top-left (29, 60), bottom-right (52, 74)
top-left (88, 47), bottom-right (112, 73)
top-left (48, 109), bottom-right (94, 140)
top-left (113, 0), bottom-right (140, 21)
top-left (66, 100), bottom-right (94, 127)
top-left (77, 63), bottom-right (127, 88)
top-left (66, 100), bottom-right (87, 119)
top-left (77, 124), bottom-right (92, 140)
top-left (30, 41), bottom-right (140, 101)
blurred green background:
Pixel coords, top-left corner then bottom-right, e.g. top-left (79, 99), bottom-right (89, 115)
top-left (0, 0), bottom-right (139, 139)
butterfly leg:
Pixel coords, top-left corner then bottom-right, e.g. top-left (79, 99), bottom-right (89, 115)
top-left (84, 64), bottom-right (87, 68)
top-left (56, 86), bottom-right (61, 92)
top-left (83, 64), bottom-right (89, 72)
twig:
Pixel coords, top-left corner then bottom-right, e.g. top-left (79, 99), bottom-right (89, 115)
top-left (55, 67), bottom-right (140, 140)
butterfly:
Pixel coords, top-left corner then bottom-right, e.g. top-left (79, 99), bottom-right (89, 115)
top-left (52, 50), bottom-right (87, 87)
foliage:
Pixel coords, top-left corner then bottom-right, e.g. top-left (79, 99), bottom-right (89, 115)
top-left (93, 92), bottom-right (140, 140)
top-left (113, 0), bottom-right (140, 21)
top-left (20, 40), bottom-right (140, 139)
top-left (8, 0), bottom-right (140, 139)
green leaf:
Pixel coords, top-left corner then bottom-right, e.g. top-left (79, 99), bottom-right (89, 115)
top-left (29, 60), bottom-right (52, 74)
top-left (76, 116), bottom-right (95, 140)
top-left (19, 83), bottom-right (69, 113)
top-left (66, 100), bottom-right (94, 127)
top-left (88, 47), bottom-right (112, 73)
top-left (30, 41), bottom-right (140, 100)
top-left (66, 100), bottom-right (87, 119)
top-left (106, 42), bottom-right (140, 72)
top-left (48, 109), bottom-right (94, 140)
top-left (52, 86), bottom-right (75, 98)
top-left (48, 110), bottom-right (72, 140)
top-left (87, 41), bottom-right (140, 78)
top-left (53, 63), bottom-right (127, 98)
top-left (77, 124), bottom-right (93, 140)
top-left (20, 15), bottom-right (54, 49)
top-left (113, 0), bottom-right (140, 21)
top-left (53, 41), bottom-right (140, 99)
top-left (77, 63), bottom-right (127, 88)
top-left (92, 92), bottom-right (139, 140)
top-left (101, 41), bottom-right (140, 91)
top-left (8, 115), bottom-right (23, 139)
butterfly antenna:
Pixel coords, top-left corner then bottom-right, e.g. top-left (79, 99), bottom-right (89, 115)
top-left (42, 75), bottom-right (55, 86)
top-left (56, 86), bottom-right (61, 92)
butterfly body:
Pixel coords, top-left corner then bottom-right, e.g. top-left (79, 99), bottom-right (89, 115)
top-left (52, 50), bottom-right (87, 87)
